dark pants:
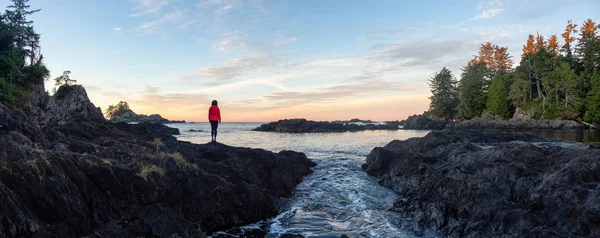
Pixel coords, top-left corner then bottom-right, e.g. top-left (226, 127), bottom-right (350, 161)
top-left (210, 121), bottom-right (219, 141)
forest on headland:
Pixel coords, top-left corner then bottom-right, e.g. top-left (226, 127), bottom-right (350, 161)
top-left (0, 0), bottom-right (49, 109)
top-left (428, 19), bottom-right (600, 123)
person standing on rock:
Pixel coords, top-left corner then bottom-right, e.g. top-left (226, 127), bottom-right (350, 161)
top-left (208, 100), bottom-right (222, 143)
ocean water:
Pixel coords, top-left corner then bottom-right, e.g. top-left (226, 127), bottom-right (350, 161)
top-left (168, 122), bottom-right (430, 238)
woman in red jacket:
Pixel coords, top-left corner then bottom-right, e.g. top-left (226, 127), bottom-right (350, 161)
top-left (208, 100), bottom-right (221, 142)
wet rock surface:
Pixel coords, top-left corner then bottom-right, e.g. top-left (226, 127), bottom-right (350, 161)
top-left (0, 86), bottom-right (315, 237)
top-left (363, 130), bottom-right (600, 237)
top-left (253, 118), bottom-right (399, 133)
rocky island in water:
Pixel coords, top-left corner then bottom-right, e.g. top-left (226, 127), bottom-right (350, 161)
top-left (0, 85), bottom-right (315, 237)
top-left (105, 101), bottom-right (186, 124)
top-left (253, 118), bottom-right (400, 133)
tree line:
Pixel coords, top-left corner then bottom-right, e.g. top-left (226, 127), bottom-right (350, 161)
top-left (0, 0), bottom-right (48, 109)
top-left (429, 19), bottom-right (600, 123)
top-left (0, 0), bottom-right (75, 109)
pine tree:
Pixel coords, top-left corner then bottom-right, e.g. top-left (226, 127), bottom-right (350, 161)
top-left (486, 74), bottom-right (512, 119)
top-left (522, 34), bottom-right (536, 58)
top-left (509, 73), bottom-right (530, 108)
top-left (548, 62), bottom-right (580, 117)
top-left (5, 0), bottom-right (41, 65)
top-left (561, 20), bottom-right (578, 55)
top-left (456, 62), bottom-right (488, 119)
top-left (547, 34), bottom-right (560, 55)
top-left (54, 70), bottom-right (76, 86)
top-left (575, 18), bottom-right (600, 93)
top-left (584, 71), bottom-right (600, 122)
top-left (428, 67), bottom-right (458, 119)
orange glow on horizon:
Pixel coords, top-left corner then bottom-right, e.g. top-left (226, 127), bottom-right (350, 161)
top-left (89, 94), bottom-right (430, 122)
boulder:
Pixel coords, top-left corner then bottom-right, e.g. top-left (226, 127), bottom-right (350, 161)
top-left (38, 85), bottom-right (105, 126)
top-left (0, 102), bottom-right (315, 237)
top-left (363, 131), bottom-right (600, 237)
top-left (402, 113), bottom-right (447, 130)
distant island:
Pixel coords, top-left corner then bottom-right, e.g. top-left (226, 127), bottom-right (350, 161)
top-left (104, 101), bottom-right (185, 124)
top-left (253, 118), bottom-right (399, 133)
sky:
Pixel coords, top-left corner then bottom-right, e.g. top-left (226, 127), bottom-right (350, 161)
top-left (3, 0), bottom-right (599, 122)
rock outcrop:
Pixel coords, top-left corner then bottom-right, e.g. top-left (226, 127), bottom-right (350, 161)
top-left (253, 118), bottom-right (399, 133)
top-left (454, 112), bottom-right (586, 130)
top-left (0, 85), bottom-right (315, 237)
top-left (33, 85), bottom-right (105, 126)
top-left (401, 113), bottom-right (447, 130)
top-left (402, 112), bottom-right (587, 131)
top-left (107, 101), bottom-right (185, 124)
top-left (363, 131), bottom-right (600, 237)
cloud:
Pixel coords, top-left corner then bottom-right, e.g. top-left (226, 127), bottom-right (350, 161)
top-left (464, 0), bottom-right (505, 22)
top-left (212, 31), bottom-right (269, 55)
top-left (474, 8), bottom-right (504, 20)
top-left (129, 0), bottom-right (171, 17)
top-left (114, 27), bottom-right (122, 35)
top-left (262, 80), bottom-right (415, 107)
top-left (135, 10), bottom-right (183, 35)
top-left (185, 57), bottom-right (278, 81)
top-left (272, 31), bottom-right (298, 47)
top-left (272, 37), bottom-right (297, 46)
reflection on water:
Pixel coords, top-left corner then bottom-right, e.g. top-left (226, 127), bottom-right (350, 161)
top-left (522, 129), bottom-right (600, 143)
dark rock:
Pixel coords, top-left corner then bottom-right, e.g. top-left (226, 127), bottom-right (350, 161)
top-left (455, 112), bottom-right (586, 130)
top-left (187, 129), bottom-right (204, 132)
top-left (402, 112), bottom-right (447, 130)
top-left (280, 234), bottom-right (305, 238)
top-left (33, 85), bottom-right (105, 126)
top-left (363, 130), bottom-right (600, 237)
top-left (253, 118), bottom-right (398, 133)
top-left (108, 102), bottom-right (185, 124)
top-left (0, 103), bottom-right (315, 237)
top-left (402, 112), bottom-right (586, 131)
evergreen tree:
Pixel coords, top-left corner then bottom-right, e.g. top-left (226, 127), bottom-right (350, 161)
top-left (5, 0), bottom-right (40, 64)
top-left (0, 1), bottom-right (47, 108)
top-left (584, 71), bottom-right (600, 122)
top-left (509, 72), bottom-right (530, 108)
top-left (486, 74), bottom-right (513, 119)
top-left (456, 62), bottom-right (488, 119)
top-left (428, 67), bottom-right (458, 119)
top-left (54, 70), bottom-right (76, 86)
top-left (575, 19), bottom-right (600, 93)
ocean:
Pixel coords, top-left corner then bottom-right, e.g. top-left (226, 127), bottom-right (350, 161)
top-left (168, 122), bottom-right (600, 237)
top-left (168, 122), bottom-right (430, 238)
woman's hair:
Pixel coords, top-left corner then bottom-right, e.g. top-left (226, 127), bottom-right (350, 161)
top-left (211, 100), bottom-right (218, 106)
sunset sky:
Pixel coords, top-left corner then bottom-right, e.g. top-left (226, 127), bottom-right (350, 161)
top-left (8, 0), bottom-right (599, 122)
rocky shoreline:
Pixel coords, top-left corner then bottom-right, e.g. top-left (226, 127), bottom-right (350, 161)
top-left (253, 118), bottom-right (399, 133)
top-left (0, 85), bottom-right (315, 237)
top-left (363, 131), bottom-right (600, 237)
top-left (402, 113), bottom-right (588, 130)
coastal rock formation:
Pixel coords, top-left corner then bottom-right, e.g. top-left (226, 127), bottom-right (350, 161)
top-left (107, 101), bottom-right (185, 124)
top-left (33, 85), bottom-right (105, 126)
top-left (0, 85), bottom-right (315, 237)
top-left (253, 118), bottom-right (398, 133)
top-left (402, 112), bottom-right (587, 131)
top-left (454, 112), bottom-right (586, 130)
top-left (363, 131), bottom-right (600, 237)
top-left (401, 113), bottom-right (447, 130)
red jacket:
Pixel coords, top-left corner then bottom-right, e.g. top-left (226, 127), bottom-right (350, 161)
top-left (208, 106), bottom-right (221, 121)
